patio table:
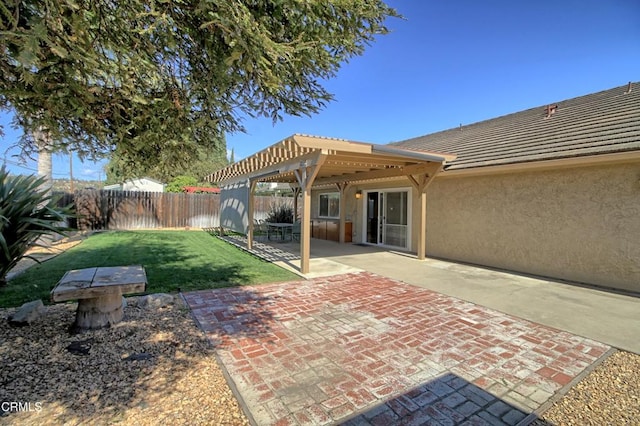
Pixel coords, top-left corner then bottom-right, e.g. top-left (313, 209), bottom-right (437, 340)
top-left (266, 222), bottom-right (294, 241)
top-left (51, 265), bottom-right (147, 331)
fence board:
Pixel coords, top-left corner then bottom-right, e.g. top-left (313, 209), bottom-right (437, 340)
top-left (56, 190), bottom-right (292, 231)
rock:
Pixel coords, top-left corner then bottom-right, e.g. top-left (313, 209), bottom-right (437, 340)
top-left (139, 293), bottom-right (174, 309)
top-left (8, 300), bottom-right (45, 326)
top-left (66, 338), bottom-right (94, 356)
top-left (123, 352), bottom-right (154, 362)
top-left (122, 296), bottom-right (128, 309)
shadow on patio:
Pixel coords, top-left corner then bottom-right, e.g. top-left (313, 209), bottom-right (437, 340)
top-left (215, 233), bottom-right (365, 278)
top-left (341, 372), bottom-right (533, 425)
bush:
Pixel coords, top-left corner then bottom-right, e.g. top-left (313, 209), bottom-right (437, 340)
top-left (166, 175), bottom-right (198, 193)
top-left (265, 203), bottom-right (294, 223)
top-left (0, 167), bottom-right (73, 286)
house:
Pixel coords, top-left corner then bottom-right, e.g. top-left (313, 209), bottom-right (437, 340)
top-left (256, 182), bottom-right (293, 193)
top-left (207, 82), bottom-right (640, 293)
top-left (103, 177), bottom-right (166, 192)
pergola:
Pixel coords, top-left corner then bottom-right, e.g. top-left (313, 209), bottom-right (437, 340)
top-left (206, 134), bottom-right (456, 274)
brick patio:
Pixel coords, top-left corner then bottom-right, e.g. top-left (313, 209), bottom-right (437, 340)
top-left (184, 272), bottom-right (610, 425)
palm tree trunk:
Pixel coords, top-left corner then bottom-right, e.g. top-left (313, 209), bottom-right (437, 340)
top-left (34, 126), bottom-right (53, 197)
top-left (34, 126), bottom-right (57, 244)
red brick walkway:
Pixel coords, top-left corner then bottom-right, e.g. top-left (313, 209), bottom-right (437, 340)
top-left (184, 272), bottom-right (609, 425)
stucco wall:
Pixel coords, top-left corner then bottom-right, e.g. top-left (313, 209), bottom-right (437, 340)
top-left (426, 161), bottom-right (640, 293)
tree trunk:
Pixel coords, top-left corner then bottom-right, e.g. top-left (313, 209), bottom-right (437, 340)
top-left (34, 126), bottom-right (53, 197)
top-left (34, 126), bottom-right (63, 243)
top-left (74, 293), bottom-right (124, 331)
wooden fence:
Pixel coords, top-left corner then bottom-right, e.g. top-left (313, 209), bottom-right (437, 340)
top-left (55, 190), bottom-right (292, 231)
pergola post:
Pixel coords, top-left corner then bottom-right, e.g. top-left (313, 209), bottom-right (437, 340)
top-left (406, 163), bottom-right (444, 260)
top-left (300, 185), bottom-right (312, 272)
top-left (294, 152), bottom-right (327, 274)
top-left (336, 182), bottom-right (349, 243)
top-left (417, 191), bottom-right (427, 260)
top-left (247, 180), bottom-right (257, 250)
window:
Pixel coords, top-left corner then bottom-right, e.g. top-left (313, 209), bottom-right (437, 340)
top-left (318, 193), bottom-right (340, 218)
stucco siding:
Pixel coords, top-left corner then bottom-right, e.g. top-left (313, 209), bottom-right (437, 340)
top-left (426, 161), bottom-right (640, 293)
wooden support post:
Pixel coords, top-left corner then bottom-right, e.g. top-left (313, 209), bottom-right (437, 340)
top-left (417, 191), bottom-right (427, 260)
top-left (247, 180), bottom-right (256, 250)
top-left (336, 182), bottom-right (349, 243)
top-left (294, 152), bottom-right (327, 274)
top-left (300, 185), bottom-right (311, 273)
top-left (406, 162), bottom-right (444, 261)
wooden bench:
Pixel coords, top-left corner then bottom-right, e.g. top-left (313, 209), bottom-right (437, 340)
top-left (51, 265), bottom-right (147, 331)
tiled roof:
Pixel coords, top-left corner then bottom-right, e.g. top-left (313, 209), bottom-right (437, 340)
top-left (391, 82), bottom-right (640, 170)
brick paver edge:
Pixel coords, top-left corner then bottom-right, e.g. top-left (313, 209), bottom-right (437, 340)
top-left (517, 347), bottom-right (617, 426)
top-left (179, 292), bottom-right (260, 426)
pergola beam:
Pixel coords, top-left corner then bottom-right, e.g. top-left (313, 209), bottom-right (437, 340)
top-left (313, 162), bottom-right (438, 186)
top-left (293, 134), bottom-right (371, 153)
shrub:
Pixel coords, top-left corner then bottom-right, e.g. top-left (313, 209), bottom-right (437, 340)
top-left (0, 167), bottom-right (73, 286)
top-left (265, 203), bottom-right (294, 223)
top-left (166, 175), bottom-right (198, 193)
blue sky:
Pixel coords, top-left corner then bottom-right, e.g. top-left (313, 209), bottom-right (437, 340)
top-left (1, 0), bottom-right (639, 180)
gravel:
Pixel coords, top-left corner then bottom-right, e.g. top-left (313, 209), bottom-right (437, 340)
top-left (532, 350), bottom-right (640, 425)
top-left (0, 298), bottom-right (250, 426)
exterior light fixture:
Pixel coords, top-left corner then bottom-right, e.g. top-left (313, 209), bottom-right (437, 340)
top-left (355, 191), bottom-right (362, 199)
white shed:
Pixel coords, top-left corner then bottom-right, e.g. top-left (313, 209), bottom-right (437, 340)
top-left (104, 177), bottom-right (166, 192)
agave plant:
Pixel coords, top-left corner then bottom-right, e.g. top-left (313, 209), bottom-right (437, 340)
top-left (0, 166), bottom-right (73, 286)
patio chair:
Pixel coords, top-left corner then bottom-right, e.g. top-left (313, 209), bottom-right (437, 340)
top-left (253, 219), bottom-right (268, 241)
top-left (291, 221), bottom-right (301, 241)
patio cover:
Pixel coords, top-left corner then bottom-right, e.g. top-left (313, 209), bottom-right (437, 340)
top-left (206, 134), bottom-right (456, 273)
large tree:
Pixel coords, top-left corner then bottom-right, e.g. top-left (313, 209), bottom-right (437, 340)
top-left (0, 1), bottom-right (398, 180)
top-left (105, 133), bottom-right (229, 184)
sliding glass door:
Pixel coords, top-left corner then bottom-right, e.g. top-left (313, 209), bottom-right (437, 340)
top-left (365, 189), bottom-right (410, 249)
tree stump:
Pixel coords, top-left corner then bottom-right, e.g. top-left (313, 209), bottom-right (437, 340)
top-left (74, 292), bottom-right (123, 330)
top-left (51, 266), bottom-right (147, 331)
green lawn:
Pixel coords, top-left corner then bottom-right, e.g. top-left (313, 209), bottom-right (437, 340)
top-left (1, 230), bottom-right (298, 308)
